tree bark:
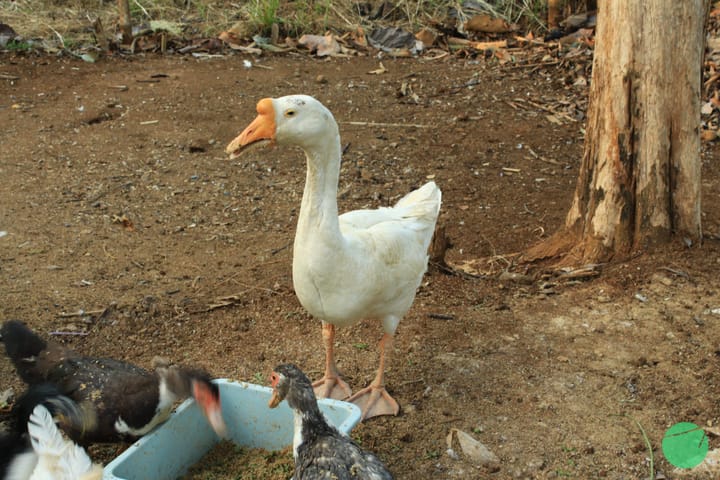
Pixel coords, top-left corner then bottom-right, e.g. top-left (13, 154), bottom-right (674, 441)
top-left (526, 0), bottom-right (707, 265)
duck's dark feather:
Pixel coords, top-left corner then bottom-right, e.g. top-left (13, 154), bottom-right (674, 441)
top-left (296, 432), bottom-right (393, 480)
top-left (270, 363), bottom-right (393, 480)
top-left (1, 320), bottom-right (217, 444)
top-left (46, 357), bottom-right (163, 442)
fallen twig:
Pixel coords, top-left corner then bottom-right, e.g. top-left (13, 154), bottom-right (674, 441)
top-left (271, 242), bottom-right (290, 255)
top-left (522, 98), bottom-right (577, 123)
top-left (58, 309), bottom-right (106, 318)
top-left (49, 331), bottom-right (89, 336)
top-left (427, 313), bottom-right (455, 320)
top-left (659, 266), bottom-right (692, 281)
top-left (342, 121), bottom-right (430, 128)
top-left (507, 60), bottom-right (561, 70)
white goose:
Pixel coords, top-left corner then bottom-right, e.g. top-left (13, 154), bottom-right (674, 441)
top-left (227, 95), bottom-right (441, 419)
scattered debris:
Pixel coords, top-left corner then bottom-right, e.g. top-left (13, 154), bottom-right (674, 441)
top-left (498, 271), bottom-right (533, 284)
top-left (555, 264), bottom-right (601, 281)
top-left (111, 213), bottom-right (135, 231)
top-left (464, 14), bottom-right (515, 34)
top-left (634, 293), bottom-right (648, 303)
top-left (298, 34), bottom-right (341, 57)
top-left (368, 26), bottom-right (423, 56)
top-left (368, 62), bottom-right (387, 75)
top-left (446, 428), bottom-right (499, 465)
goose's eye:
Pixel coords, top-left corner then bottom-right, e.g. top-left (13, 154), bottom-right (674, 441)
top-left (284, 109), bottom-right (296, 118)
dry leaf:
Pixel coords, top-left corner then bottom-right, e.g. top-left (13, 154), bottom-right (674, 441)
top-left (465, 14), bottom-right (514, 34)
top-left (415, 28), bottom-right (437, 48)
top-left (298, 34), bottom-right (341, 57)
top-left (702, 101), bottom-right (714, 115)
top-left (702, 129), bottom-right (718, 142)
top-left (546, 114), bottom-right (563, 125)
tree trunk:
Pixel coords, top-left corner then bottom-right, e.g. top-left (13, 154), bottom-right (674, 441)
top-left (526, 0), bottom-right (707, 265)
top-left (118, 0), bottom-right (132, 45)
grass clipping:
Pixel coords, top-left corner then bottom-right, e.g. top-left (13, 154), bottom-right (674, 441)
top-left (181, 441), bottom-right (294, 480)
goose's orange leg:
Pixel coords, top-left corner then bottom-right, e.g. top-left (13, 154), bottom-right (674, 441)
top-left (312, 323), bottom-right (352, 400)
top-left (347, 333), bottom-right (399, 420)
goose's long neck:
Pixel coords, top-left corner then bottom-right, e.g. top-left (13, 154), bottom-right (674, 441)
top-left (295, 133), bottom-right (343, 244)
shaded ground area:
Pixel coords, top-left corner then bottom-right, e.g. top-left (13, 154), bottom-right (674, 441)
top-left (1, 52), bottom-right (720, 479)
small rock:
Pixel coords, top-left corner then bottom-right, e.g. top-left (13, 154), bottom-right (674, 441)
top-left (316, 74), bottom-right (328, 84)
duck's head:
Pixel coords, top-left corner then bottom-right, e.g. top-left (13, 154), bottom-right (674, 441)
top-left (157, 364), bottom-right (228, 438)
top-left (226, 95), bottom-right (338, 158)
top-left (268, 363), bottom-right (317, 411)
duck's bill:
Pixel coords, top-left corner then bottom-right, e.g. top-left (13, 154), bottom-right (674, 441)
top-left (205, 406), bottom-right (228, 439)
top-left (268, 389), bottom-right (281, 409)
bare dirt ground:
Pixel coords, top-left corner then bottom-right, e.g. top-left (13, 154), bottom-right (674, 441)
top-left (1, 52), bottom-right (720, 479)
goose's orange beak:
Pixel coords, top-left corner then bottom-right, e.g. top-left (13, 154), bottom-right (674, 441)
top-left (226, 98), bottom-right (276, 159)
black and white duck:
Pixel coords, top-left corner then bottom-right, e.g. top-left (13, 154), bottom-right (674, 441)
top-left (1, 320), bottom-right (226, 443)
top-left (268, 363), bottom-right (394, 480)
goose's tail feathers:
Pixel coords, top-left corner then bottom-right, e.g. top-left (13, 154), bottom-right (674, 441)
top-left (394, 181), bottom-right (442, 224)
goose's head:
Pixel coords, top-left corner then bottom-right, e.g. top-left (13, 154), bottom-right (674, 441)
top-left (226, 95), bottom-right (338, 158)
